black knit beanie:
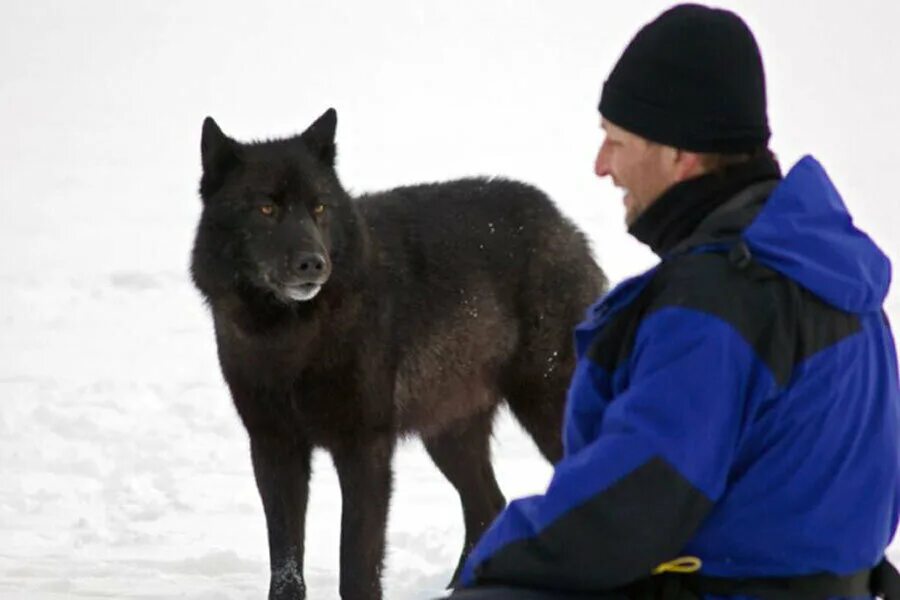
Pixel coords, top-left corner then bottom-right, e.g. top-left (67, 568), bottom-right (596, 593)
top-left (599, 4), bottom-right (770, 153)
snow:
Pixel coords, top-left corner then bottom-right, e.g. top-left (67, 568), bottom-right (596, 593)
top-left (1, 1), bottom-right (899, 598)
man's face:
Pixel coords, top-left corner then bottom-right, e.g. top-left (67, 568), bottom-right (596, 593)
top-left (595, 118), bottom-right (680, 226)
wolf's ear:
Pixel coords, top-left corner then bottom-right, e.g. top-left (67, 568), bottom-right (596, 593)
top-left (200, 117), bottom-right (239, 197)
top-left (300, 108), bottom-right (337, 167)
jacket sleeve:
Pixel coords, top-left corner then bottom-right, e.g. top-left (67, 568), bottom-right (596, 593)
top-left (459, 306), bottom-right (770, 590)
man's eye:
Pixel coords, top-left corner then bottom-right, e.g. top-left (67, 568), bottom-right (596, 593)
top-left (259, 204), bottom-right (276, 217)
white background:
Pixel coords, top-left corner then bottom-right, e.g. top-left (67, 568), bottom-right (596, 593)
top-left (1, 1), bottom-right (898, 598)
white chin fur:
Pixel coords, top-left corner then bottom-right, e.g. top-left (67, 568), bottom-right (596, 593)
top-left (282, 285), bottom-right (322, 302)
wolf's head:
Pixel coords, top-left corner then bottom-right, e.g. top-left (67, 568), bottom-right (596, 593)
top-left (191, 109), bottom-right (363, 308)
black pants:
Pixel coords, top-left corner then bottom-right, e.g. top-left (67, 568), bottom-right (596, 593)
top-left (445, 587), bottom-right (630, 600)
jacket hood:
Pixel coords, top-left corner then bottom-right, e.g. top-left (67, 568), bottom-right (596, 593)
top-left (744, 155), bottom-right (891, 314)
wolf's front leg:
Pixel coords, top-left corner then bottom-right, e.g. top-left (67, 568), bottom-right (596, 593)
top-left (332, 433), bottom-right (395, 600)
top-left (250, 434), bottom-right (312, 600)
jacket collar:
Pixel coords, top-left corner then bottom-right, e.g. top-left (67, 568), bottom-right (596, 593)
top-left (628, 154), bottom-right (782, 256)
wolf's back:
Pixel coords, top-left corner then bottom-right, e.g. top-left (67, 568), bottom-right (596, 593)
top-left (356, 177), bottom-right (606, 306)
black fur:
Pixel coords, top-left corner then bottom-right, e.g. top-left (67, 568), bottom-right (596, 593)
top-left (190, 109), bottom-right (607, 600)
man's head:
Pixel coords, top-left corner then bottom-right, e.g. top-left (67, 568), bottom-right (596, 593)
top-left (595, 118), bottom-right (706, 226)
top-left (595, 4), bottom-right (769, 224)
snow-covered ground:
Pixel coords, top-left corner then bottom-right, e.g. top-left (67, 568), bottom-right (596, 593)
top-left (1, 1), bottom-right (898, 598)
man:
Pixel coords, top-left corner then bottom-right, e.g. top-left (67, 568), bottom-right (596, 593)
top-left (449, 4), bottom-right (900, 599)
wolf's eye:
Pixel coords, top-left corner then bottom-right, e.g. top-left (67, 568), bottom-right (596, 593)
top-left (312, 203), bottom-right (326, 216)
top-left (259, 204), bottom-right (276, 217)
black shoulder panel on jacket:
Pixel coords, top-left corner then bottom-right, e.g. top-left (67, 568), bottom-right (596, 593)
top-left (587, 253), bottom-right (861, 387)
top-left (472, 457), bottom-right (712, 591)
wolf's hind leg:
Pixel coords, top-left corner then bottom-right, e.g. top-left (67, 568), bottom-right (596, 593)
top-left (503, 371), bottom-right (567, 464)
top-left (424, 405), bottom-right (507, 588)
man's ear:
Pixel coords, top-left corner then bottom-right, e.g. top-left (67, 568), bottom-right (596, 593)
top-left (299, 108), bottom-right (337, 167)
top-left (200, 117), bottom-right (240, 197)
top-left (673, 149), bottom-right (705, 182)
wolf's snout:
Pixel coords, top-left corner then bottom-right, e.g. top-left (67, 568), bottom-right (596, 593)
top-left (290, 251), bottom-right (331, 283)
top-left (296, 252), bottom-right (327, 273)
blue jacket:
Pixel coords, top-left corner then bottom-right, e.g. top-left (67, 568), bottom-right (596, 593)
top-left (460, 156), bottom-right (900, 597)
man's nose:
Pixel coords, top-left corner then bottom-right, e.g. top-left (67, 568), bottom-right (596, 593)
top-left (594, 143), bottom-right (611, 178)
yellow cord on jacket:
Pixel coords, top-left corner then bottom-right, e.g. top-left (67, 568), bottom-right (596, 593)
top-left (652, 556), bottom-right (703, 575)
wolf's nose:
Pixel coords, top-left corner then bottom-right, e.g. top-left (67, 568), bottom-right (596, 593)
top-left (295, 252), bottom-right (328, 273)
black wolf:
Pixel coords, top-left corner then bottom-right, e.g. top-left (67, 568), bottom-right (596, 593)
top-left (190, 109), bottom-right (607, 600)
